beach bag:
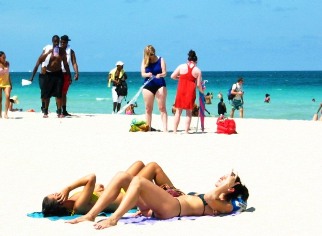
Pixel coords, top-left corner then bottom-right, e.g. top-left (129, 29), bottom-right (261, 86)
top-left (227, 84), bottom-right (236, 101)
top-left (160, 184), bottom-right (185, 197)
top-left (216, 116), bottom-right (237, 134)
top-left (116, 80), bottom-right (128, 96)
top-left (129, 119), bottom-right (149, 132)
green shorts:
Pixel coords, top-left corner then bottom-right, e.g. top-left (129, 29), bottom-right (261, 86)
top-left (232, 99), bottom-right (243, 110)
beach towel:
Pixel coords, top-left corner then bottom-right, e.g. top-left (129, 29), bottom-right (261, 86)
top-left (27, 209), bottom-right (137, 221)
top-left (27, 208), bottom-right (244, 223)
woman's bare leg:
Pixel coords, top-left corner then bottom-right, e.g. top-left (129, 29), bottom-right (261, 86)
top-left (3, 87), bottom-right (11, 118)
top-left (142, 89), bottom-right (154, 130)
top-left (0, 89), bottom-right (3, 118)
top-left (96, 161), bottom-right (145, 193)
top-left (137, 162), bottom-right (174, 187)
top-left (173, 109), bottom-right (183, 133)
top-left (156, 87), bottom-right (168, 132)
top-left (67, 171), bottom-right (133, 224)
top-left (125, 161), bottom-right (145, 176)
top-left (185, 110), bottom-right (192, 133)
top-left (94, 176), bottom-right (180, 230)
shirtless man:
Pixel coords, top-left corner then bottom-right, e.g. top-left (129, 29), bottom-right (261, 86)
top-left (30, 35), bottom-right (71, 118)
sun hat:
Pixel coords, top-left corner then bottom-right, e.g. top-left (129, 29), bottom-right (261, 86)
top-left (10, 95), bottom-right (19, 104)
top-left (115, 61), bottom-right (124, 66)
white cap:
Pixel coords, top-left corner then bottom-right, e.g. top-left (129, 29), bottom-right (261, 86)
top-left (115, 61), bottom-right (124, 66)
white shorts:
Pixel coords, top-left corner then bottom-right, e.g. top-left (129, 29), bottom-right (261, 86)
top-left (112, 86), bottom-right (124, 103)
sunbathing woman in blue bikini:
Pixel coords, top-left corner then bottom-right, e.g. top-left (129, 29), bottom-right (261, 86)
top-left (42, 161), bottom-right (183, 217)
top-left (67, 169), bottom-right (249, 230)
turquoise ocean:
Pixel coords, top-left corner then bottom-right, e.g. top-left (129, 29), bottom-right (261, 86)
top-left (9, 71), bottom-right (322, 120)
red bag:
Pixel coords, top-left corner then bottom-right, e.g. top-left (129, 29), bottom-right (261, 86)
top-left (216, 116), bottom-right (237, 134)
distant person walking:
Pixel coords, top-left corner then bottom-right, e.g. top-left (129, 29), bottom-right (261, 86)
top-left (59, 35), bottom-right (79, 116)
top-left (0, 51), bottom-right (12, 119)
top-left (141, 45), bottom-right (168, 132)
top-left (171, 50), bottom-right (203, 133)
top-left (108, 61), bottom-right (127, 113)
top-left (229, 77), bottom-right (244, 118)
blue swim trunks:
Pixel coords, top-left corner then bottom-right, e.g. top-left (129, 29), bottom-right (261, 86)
top-left (231, 99), bottom-right (243, 110)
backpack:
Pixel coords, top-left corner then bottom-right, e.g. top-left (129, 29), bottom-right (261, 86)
top-left (115, 80), bottom-right (128, 96)
top-left (227, 84), bottom-right (237, 101)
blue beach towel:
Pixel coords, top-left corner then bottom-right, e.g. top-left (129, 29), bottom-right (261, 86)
top-left (27, 209), bottom-right (137, 221)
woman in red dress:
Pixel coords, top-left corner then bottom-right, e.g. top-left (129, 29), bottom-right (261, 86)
top-left (171, 50), bottom-right (203, 133)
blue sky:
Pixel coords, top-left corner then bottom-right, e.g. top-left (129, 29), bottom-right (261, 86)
top-left (1, 0), bottom-right (321, 72)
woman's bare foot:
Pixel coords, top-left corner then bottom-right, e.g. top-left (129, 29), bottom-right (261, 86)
top-left (4, 114), bottom-right (9, 119)
top-left (66, 214), bottom-right (95, 224)
top-left (93, 217), bottom-right (118, 230)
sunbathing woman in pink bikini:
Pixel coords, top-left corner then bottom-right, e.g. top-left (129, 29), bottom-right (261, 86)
top-left (67, 168), bottom-right (249, 230)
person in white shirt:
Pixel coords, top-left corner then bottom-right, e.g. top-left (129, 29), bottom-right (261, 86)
top-left (230, 77), bottom-right (244, 118)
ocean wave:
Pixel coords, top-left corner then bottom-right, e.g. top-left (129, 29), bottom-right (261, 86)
top-left (96, 97), bottom-right (110, 101)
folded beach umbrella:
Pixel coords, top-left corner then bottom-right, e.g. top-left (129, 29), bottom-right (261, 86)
top-left (196, 80), bottom-right (207, 132)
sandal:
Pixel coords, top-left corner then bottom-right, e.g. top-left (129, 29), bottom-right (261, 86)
top-left (150, 127), bottom-right (161, 132)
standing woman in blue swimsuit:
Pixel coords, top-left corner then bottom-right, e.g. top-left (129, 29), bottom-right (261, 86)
top-left (140, 45), bottom-right (168, 132)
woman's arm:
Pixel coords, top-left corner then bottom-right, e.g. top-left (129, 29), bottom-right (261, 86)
top-left (195, 68), bottom-right (203, 93)
top-left (204, 174), bottom-right (239, 214)
top-left (72, 174), bottom-right (96, 213)
top-left (8, 62), bottom-right (12, 88)
top-left (155, 57), bottom-right (167, 78)
top-left (170, 65), bottom-right (180, 80)
top-left (57, 174), bottom-right (96, 204)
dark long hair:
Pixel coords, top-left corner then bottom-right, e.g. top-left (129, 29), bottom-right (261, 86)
top-left (225, 176), bottom-right (249, 202)
top-left (42, 197), bottom-right (70, 217)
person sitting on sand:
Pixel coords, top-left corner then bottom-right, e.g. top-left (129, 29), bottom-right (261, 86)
top-left (42, 161), bottom-right (183, 217)
top-left (9, 95), bottom-right (22, 112)
top-left (125, 102), bottom-right (137, 115)
top-left (67, 169), bottom-right (249, 230)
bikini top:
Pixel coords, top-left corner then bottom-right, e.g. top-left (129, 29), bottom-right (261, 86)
top-left (188, 192), bottom-right (247, 213)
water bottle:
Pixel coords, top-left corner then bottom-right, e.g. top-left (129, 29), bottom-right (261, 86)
top-left (53, 46), bottom-right (59, 57)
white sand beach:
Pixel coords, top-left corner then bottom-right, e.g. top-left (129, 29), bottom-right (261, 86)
top-left (1, 112), bottom-right (321, 235)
